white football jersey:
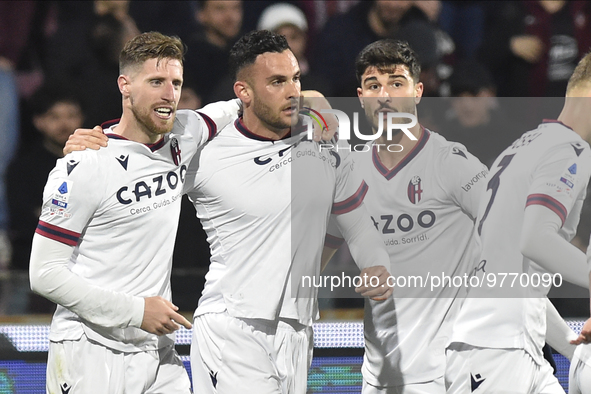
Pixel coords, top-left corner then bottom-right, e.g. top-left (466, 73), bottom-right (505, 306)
top-left (187, 118), bottom-right (366, 326)
top-left (36, 110), bottom-right (217, 352)
top-left (451, 120), bottom-right (591, 365)
top-left (329, 128), bottom-right (488, 385)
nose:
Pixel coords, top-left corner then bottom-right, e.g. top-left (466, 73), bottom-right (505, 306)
top-left (162, 82), bottom-right (176, 102)
top-left (286, 79), bottom-right (301, 99)
top-left (377, 87), bottom-right (391, 104)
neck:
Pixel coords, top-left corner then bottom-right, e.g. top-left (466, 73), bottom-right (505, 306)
top-left (242, 110), bottom-right (290, 140)
top-left (557, 99), bottom-right (591, 143)
top-left (114, 111), bottom-right (163, 144)
top-left (374, 123), bottom-right (422, 169)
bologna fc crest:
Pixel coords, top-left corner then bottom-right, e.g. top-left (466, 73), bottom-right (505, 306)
top-left (407, 176), bottom-right (423, 204)
top-left (170, 138), bottom-right (181, 166)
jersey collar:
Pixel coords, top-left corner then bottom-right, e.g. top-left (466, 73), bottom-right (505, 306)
top-left (372, 126), bottom-right (429, 180)
top-left (102, 119), bottom-right (166, 152)
top-left (235, 117), bottom-right (294, 142)
top-left (541, 119), bottom-right (574, 132)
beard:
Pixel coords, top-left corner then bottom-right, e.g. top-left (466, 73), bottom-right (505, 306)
top-left (364, 98), bottom-right (416, 136)
top-left (252, 95), bottom-right (296, 133)
top-left (130, 96), bottom-right (175, 136)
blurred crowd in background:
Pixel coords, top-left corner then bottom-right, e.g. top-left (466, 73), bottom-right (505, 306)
top-left (1, 0), bottom-right (591, 316)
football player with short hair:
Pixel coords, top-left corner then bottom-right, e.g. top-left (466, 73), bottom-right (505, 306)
top-left (30, 31), bottom-right (241, 394)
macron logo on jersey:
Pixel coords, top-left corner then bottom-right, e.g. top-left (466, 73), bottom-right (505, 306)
top-left (452, 146), bottom-right (467, 159)
top-left (60, 382), bottom-right (71, 394)
top-left (571, 143), bottom-right (584, 157)
top-left (116, 154), bottom-right (129, 170)
top-left (470, 373), bottom-right (485, 391)
top-left (66, 159), bottom-right (79, 175)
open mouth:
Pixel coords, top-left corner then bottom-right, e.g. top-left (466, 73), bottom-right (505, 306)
top-left (154, 107), bottom-right (173, 119)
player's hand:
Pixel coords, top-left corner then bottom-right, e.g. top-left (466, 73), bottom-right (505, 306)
top-left (63, 125), bottom-right (108, 155)
top-left (355, 265), bottom-right (393, 301)
top-left (300, 90), bottom-right (338, 142)
top-left (510, 35), bottom-right (544, 63)
top-left (571, 317), bottom-right (591, 345)
top-left (141, 296), bottom-right (192, 336)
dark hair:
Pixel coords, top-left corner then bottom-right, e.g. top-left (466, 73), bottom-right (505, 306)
top-left (90, 14), bottom-right (126, 65)
top-left (567, 51), bottom-right (591, 94)
top-left (30, 82), bottom-right (83, 117)
top-left (229, 30), bottom-right (290, 80)
top-left (448, 59), bottom-right (495, 96)
top-left (119, 31), bottom-right (185, 74)
top-left (355, 39), bottom-right (421, 84)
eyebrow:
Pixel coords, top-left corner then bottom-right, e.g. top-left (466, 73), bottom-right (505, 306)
top-left (363, 74), bottom-right (408, 84)
top-left (266, 70), bottom-right (301, 82)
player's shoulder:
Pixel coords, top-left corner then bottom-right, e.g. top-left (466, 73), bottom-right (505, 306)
top-left (536, 122), bottom-right (591, 160)
top-left (427, 129), bottom-right (480, 165)
top-left (171, 109), bottom-right (200, 135)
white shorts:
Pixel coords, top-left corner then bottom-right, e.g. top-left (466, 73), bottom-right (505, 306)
top-left (445, 343), bottom-right (564, 394)
top-left (362, 376), bottom-right (444, 394)
top-left (46, 334), bottom-right (191, 394)
top-left (191, 312), bottom-right (313, 394)
top-left (569, 345), bottom-right (591, 394)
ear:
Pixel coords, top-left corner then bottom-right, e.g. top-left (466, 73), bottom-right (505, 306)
top-left (118, 75), bottom-right (131, 97)
top-left (234, 80), bottom-right (251, 105)
top-left (414, 81), bottom-right (424, 105)
top-left (357, 87), bottom-right (364, 108)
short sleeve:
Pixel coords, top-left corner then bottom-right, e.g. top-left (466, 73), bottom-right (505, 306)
top-left (191, 99), bottom-right (241, 144)
top-left (36, 152), bottom-right (104, 246)
top-left (525, 142), bottom-right (591, 226)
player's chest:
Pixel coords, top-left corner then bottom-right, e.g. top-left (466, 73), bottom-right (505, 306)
top-left (100, 149), bottom-right (192, 217)
top-left (198, 140), bottom-right (339, 209)
top-left (362, 161), bottom-right (454, 235)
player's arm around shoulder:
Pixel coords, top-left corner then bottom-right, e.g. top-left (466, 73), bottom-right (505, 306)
top-left (437, 141), bottom-right (489, 219)
top-left (186, 99), bottom-right (241, 143)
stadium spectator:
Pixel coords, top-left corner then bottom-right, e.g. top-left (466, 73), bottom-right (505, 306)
top-left (438, 1), bottom-right (485, 60)
top-left (6, 82), bottom-right (84, 313)
top-left (44, 1), bottom-right (140, 128)
top-left (439, 59), bottom-right (523, 167)
top-left (257, 2), bottom-right (333, 96)
top-left (0, 67), bottom-right (19, 271)
top-left (313, 0), bottom-right (453, 97)
top-left (184, 0), bottom-right (243, 105)
top-left (479, 0), bottom-right (591, 98)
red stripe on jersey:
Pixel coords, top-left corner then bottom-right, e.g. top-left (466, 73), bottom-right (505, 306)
top-left (526, 194), bottom-right (567, 226)
top-left (35, 221), bottom-right (80, 246)
top-left (324, 233), bottom-right (345, 249)
top-left (197, 111), bottom-right (217, 141)
top-left (331, 181), bottom-right (368, 215)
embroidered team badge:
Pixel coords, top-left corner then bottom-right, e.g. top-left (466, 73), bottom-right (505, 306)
top-left (170, 138), bottom-right (181, 166)
top-left (407, 176), bottom-right (423, 204)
